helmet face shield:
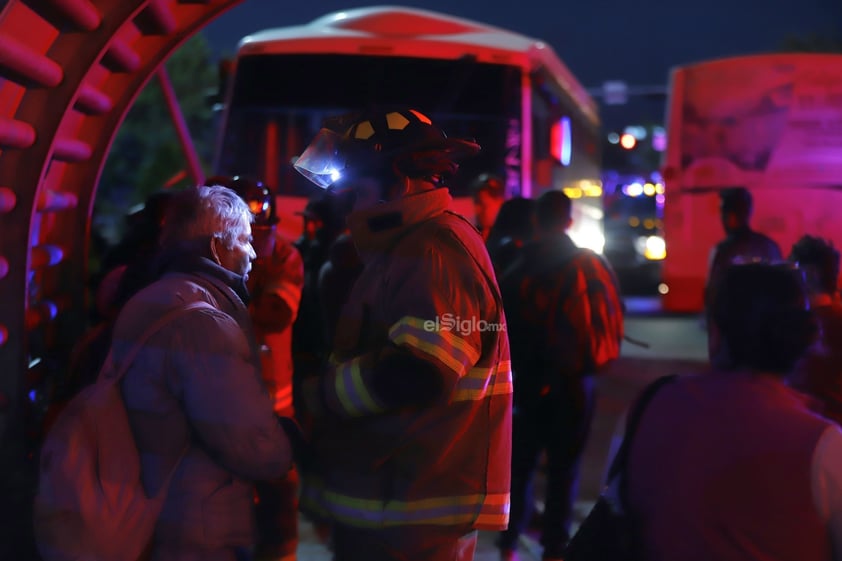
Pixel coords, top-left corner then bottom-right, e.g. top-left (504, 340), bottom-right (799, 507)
top-left (293, 128), bottom-right (348, 190)
top-left (294, 108), bottom-right (482, 192)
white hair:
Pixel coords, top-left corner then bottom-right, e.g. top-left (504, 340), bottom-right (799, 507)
top-left (160, 184), bottom-right (253, 249)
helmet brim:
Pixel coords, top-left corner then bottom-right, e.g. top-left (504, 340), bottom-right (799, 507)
top-left (440, 137), bottom-right (481, 159)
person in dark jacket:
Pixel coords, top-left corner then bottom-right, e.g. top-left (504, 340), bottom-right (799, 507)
top-left (114, 184), bottom-right (293, 561)
top-left (318, 232), bottom-right (363, 349)
top-left (626, 262), bottom-right (842, 561)
top-left (291, 194), bottom-right (345, 421)
top-left (485, 196), bottom-right (535, 277)
top-left (498, 190), bottom-right (623, 561)
top-left (63, 191), bottom-right (175, 399)
top-left (471, 173), bottom-right (506, 243)
top-left (705, 187), bottom-right (782, 365)
top-left (789, 235), bottom-right (842, 425)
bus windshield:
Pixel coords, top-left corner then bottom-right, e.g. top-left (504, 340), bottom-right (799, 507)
top-left (215, 54), bottom-right (522, 198)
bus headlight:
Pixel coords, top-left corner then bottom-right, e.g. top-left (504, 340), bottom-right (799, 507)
top-left (635, 235), bottom-right (666, 260)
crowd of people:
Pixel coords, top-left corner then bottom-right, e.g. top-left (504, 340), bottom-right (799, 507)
top-left (44, 106), bottom-right (842, 561)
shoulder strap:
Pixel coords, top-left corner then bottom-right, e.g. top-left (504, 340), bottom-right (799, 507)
top-left (102, 300), bottom-right (216, 383)
top-left (100, 301), bottom-right (216, 494)
top-left (607, 374), bottom-right (678, 483)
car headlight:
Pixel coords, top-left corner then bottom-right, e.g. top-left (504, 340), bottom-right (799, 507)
top-left (570, 228), bottom-right (605, 254)
top-left (635, 235), bottom-right (666, 260)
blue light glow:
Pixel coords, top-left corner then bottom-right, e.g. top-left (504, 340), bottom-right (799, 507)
top-left (560, 117), bottom-right (571, 166)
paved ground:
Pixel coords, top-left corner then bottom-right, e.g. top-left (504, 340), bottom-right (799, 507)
top-left (293, 300), bottom-right (710, 560)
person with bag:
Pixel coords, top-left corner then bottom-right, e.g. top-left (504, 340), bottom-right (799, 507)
top-left (497, 189), bottom-right (624, 561)
top-left (624, 262), bottom-right (842, 561)
top-left (35, 184), bottom-right (294, 561)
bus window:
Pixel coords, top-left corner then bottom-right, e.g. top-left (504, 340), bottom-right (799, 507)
top-left (215, 54), bottom-right (522, 199)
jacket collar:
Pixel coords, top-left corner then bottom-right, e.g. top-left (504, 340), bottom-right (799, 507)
top-left (155, 238), bottom-right (251, 306)
top-left (346, 188), bottom-right (452, 259)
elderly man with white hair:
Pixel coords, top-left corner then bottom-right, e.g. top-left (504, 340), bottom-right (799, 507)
top-left (113, 184), bottom-right (293, 561)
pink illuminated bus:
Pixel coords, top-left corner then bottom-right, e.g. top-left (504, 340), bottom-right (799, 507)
top-left (660, 53), bottom-right (842, 312)
top-left (213, 6), bottom-right (605, 251)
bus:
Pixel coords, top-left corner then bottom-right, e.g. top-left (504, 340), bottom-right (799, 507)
top-left (213, 5), bottom-right (604, 251)
top-left (660, 53), bottom-right (842, 312)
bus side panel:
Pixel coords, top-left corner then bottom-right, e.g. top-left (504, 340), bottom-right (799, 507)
top-left (661, 66), bottom-right (706, 312)
top-left (661, 54), bottom-right (842, 313)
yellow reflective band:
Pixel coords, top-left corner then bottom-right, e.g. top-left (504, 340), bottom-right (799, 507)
top-left (349, 360), bottom-right (383, 414)
top-left (299, 476), bottom-right (330, 518)
top-left (389, 317), bottom-right (480, 377)
top-left (333, 357), bottom-right (383, 417)
top-left (334, 359), bottom-right (359, 415)
top-left (452, 361), bottom-right (513, 402)
top-left (316, 489), bottom-right (510, 528)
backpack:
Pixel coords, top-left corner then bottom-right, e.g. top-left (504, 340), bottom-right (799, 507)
top-left (570, 249), bottom-right (625, 372)
top-left (503, 245), bottom-right (624, 384)
top-left (33, 301), bottom-right (213, 561)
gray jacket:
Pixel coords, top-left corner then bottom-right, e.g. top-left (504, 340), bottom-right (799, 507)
top-left (112, 259), bottom-right (292, 550)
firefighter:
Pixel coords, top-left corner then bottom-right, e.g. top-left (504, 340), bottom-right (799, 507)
top-left (205, 175), bottom-right (304, 561)
top-left (293, 107), bottom-right (513, 561)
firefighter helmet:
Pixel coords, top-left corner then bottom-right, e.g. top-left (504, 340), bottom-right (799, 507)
top-left (204, 175), bottom-right (277, 226)
top-left (293, 107), bottom-right (480, 190)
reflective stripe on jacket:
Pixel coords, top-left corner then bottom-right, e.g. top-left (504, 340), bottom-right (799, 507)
top-left (303, 189), bottom-right (512, 531)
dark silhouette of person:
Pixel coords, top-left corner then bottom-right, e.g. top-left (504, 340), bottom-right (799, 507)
top-left (498, 190), bottom-right (623, 560)
top-left (485, 196), bottom-right (535, 277)
top-left (470, 173), bottom-right (506, 243)
top-left (705, 187), bottom-right (782, 366)
top-left (789, 235), bottom-right (842, 425)
top-left (62, 191), bottom-right (175, 402)
top-left (625, 263), bottom-right (842, 560)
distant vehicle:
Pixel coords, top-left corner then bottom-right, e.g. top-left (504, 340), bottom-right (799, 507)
top-left (660, 53), bottom-right (842, 312)
top-left (213, 5), bottom-right (604, 251)
top-left (602, 172), bottom-right (665, 294)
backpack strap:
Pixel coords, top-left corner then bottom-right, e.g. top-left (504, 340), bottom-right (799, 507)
top-left (102, 300), bottom-right (217, 497)
top-left (101, 300), bottom-right (216, 383)
top-left (607, 374), bottom-right (679, 505)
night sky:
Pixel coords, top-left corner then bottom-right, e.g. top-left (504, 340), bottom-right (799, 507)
top-left (201, 0), bottom-right (842, 128)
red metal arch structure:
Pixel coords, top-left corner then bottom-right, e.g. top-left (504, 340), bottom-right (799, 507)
top-left (0, 0), bottom-right (244, 553)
